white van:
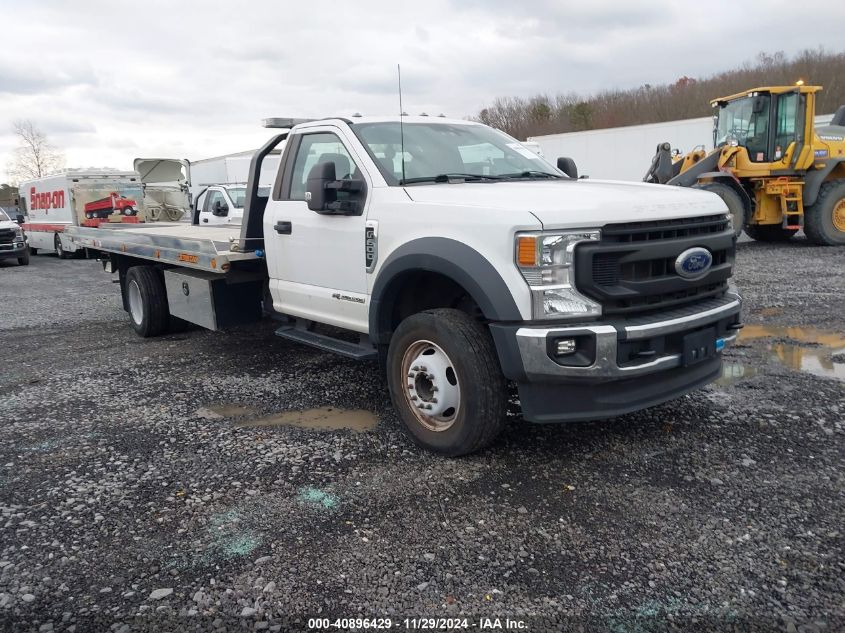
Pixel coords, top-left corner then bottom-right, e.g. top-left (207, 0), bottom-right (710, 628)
top-left (20, 170), bottom-right (144, 258)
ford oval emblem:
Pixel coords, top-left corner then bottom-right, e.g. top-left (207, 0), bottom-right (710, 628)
top-left (675, 247), bottom-right (713, 279)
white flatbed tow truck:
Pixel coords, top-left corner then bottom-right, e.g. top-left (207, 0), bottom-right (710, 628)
top-left (68, 116), bottom-right (742, 456)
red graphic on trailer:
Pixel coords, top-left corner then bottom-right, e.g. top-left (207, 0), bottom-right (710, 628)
top-left (83, 192), bottom-right (139, 219)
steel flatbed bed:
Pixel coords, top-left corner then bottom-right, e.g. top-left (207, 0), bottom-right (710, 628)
top-left (67, 222), bottom-right (260, 273)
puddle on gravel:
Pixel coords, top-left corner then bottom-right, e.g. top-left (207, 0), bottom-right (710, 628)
top-left (723, 325), bottom-right (845, 383)
top-left (198, 404), bottom-right (258, 418)
top-left (197, 404), bottom-right (377, 432)
top-left (717, 361), bottom-right (758, 386)
top-left (236, 407), bottom-right (377, 432)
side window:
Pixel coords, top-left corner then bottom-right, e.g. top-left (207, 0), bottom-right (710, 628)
top-left (204, 190), bottom-right (226, 213)
top-left (288, 133), bottom-right (358, 201)
top-left (775, 92), bottom-right (799, 156)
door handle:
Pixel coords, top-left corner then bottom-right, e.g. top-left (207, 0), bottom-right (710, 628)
top-left (202, 218), bottom-right (208, 223)
top-left (274, 221), bottom-right (292, 235)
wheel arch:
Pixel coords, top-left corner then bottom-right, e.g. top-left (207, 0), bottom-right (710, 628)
top-left (804, 158), bottom-right (845, 207)
top-left (695, 172), bottom-right (753, 216)
top-left (369, 238), bottom-right (522, 345)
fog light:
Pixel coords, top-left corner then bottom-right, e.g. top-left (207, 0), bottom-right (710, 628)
top-left (555, 338), bottom-right (577, 356)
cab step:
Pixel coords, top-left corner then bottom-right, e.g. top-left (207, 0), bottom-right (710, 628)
top-left (275, 323), bottom-right (378, 361)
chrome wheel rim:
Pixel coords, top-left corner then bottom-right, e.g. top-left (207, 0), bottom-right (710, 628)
top-left (128, 280), bottom-right (143, 325)
top-left (401, 340), bottom-right (460, 432)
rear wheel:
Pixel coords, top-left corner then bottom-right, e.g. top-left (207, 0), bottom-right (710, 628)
top-left (694, 182), bottom-right (746, 239)
top-left (805, 180), bottom-right (845, 245)
top-left (54, 234), bottom-right (71, 259)
top-left (744, 224), bottom-right (798, 242)
top-left (125, 266), bottom-right (170, 337)
top-left (386, 308), bottom-right (507, 456)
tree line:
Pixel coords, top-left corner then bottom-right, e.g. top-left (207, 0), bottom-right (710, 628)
top-left (476, 49), bottom-right (845, 140)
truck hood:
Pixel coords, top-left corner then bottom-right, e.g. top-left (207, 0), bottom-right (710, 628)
top-left (403, 179), bottom-right (726, 228)
top-left (0, 220), bottom-right (19, 230)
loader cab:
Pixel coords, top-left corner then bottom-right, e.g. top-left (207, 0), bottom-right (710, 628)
top-left (712, 87), bottom-right (813, 165)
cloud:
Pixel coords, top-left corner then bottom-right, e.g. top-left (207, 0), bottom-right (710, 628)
top-left (0, 0), bottom-right (844, 182)
top-left (0, 62), bottom-right (97, 96)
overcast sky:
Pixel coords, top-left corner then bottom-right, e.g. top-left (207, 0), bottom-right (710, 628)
top-left (2, 0), bottom-right (844, 182)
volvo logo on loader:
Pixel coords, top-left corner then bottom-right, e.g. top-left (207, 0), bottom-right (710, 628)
top-left (675, 247), bottom-right (713, 279)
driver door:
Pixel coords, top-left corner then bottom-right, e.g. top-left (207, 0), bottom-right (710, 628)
top-left (263, 126), bottom-right (370, 332)
top-left (201, 189), bottom-right (228, 225)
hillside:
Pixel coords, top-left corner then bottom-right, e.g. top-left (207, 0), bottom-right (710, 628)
top-left (476, 49), bottom-right (845, 140)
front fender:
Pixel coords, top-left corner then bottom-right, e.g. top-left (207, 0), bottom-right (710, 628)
top-left (369, 237), bottom-right (522, 345)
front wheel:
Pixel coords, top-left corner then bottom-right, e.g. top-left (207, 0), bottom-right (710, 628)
top-left (805, 180), bottom-right (845, 245)
top-left (386, 308), bottom-right (508, 456)
top-left (54, 233), bottom-right (71, 259)
top-left (18, 248), bottom-right (30, 266)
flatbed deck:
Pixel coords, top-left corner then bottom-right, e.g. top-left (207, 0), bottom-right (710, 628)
top-left (67, 222), bottom-right (260, 273)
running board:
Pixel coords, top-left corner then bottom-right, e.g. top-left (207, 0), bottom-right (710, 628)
top-left (274, 324), bottom-right (378, 361)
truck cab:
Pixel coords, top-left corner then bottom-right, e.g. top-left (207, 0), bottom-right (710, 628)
top-left (193, 184), bottom-right (247, 226)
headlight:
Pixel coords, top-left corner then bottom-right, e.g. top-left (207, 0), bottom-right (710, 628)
top-left (515, 230), bottom-right (602, 320)
top-left (14, 227), bottom-right (24, 238)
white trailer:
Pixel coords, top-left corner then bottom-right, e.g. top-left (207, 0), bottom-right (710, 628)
top-left (20, 170), bottom-right (145, 258)
top-left (529, 114), bottom-right (835, 182)
top-left (189, 149), bottom-right (282, 203)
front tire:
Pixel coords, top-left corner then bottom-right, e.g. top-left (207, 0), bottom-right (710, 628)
top-left (125, 266), bottom-right (170, 337)
top-left (805, 179), bottom-right (845, 245)
top-left (386, 308), bottom-right (507, 456)
top-left (54, 233), bottom-right (71, 259)
top-left (18, 248), bottom-right (30, 266)
top-left (694, 182), bottom-right (746, 239)
top-left (744, 224), bottom-right (797, 242)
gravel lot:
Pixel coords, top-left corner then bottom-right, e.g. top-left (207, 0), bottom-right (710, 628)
top-left (0, 241), bottom-right (843, 632)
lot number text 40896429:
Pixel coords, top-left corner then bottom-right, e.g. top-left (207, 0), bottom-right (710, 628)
top-left (307, 617), bottom-right (528, 630)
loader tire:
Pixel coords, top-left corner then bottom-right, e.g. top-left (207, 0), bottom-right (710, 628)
top-left (744, 224), bottom-right (797, 242)
top-left (386, 309), bottom-right (508, 457)
top-left (804, 179), bottom-right (845, 246)
top-left (125, 266), bottom-right (170, 337)
top-left (694, 182), bottom-right (746, 239)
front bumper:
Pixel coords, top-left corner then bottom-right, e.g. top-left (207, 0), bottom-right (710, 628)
top-left (0, 240), bottom-right (27, 259)
top-left (489, 291), bottom-right (742, 423)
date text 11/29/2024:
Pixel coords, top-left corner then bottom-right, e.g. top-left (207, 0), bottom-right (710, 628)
top-left (307, 617), bottom-right (528, 630)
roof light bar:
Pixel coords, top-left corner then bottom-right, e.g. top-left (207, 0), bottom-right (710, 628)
top-left (262, 118), bottom-right (316, 129)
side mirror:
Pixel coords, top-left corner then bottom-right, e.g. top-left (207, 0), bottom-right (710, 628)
top-left (752, 96), bottom-right (766, 114)
top-left (15, 214), bottom-right (24, 224)
top-left (212, 200), bottom-right (229, 216)
top-left (557, 157), bottom-right (578, 179)
top-left (306, 161), bottom-right (337, 212)
top-left (306, 162), bottom-right (363, 214)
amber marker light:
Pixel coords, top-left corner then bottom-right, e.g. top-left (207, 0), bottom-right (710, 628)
top-left (517, 236), bottom-right (537, 266)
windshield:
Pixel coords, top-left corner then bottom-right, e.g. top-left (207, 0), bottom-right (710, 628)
top-left (0, 210), bottom-right (9, 221)
top-left (226, 187), bottom-right (246, 208)
top-left (715, 95), bottom-right (771, 159)
top-left (352, 122), bottom-right (561, 185)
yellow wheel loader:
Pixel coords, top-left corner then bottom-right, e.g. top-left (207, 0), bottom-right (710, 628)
top-left (644, 85), bottom-right (845, 245)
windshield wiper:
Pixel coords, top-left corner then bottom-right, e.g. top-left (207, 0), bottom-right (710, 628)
top-left (500, 171), bottom-right (563, 179)
top-left (400, 173), bottom-right (504, 184)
